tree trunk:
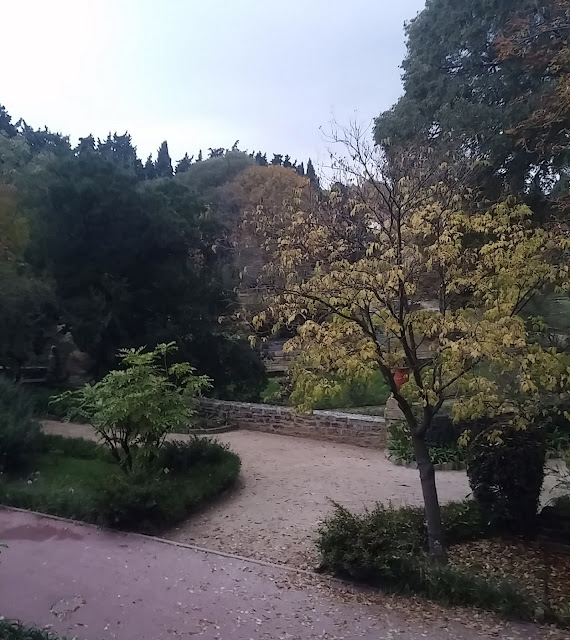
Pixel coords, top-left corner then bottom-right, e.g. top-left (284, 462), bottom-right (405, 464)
top-left (412, 433), bottom-right (448, 563)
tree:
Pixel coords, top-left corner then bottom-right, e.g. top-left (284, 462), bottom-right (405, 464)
top-left (247, 127), bottom-right (570, 561)
top-left (296, 161), bottom-right (305, 176)
top-left (306, 158), bottom-right (319, 187)
top-left (175, 152), bottom-right (193, 174)
top-left (271, 154), bottom-right (283, 166)
top-left (0, 185), bottom-right (55, 375)
top-left (495, 0), bottom-right (570, 214)
top-left (196, 149), bottom-right (203, 162)
top-left (76, 134), bottom-right (96, 155)
top-left (28, 153), bottom-right (266, 395)
top-left (254, 152), bottom-right (268, 166)
top-left (374, 0), bottom-right (569, 203)
top-left (97, 132), bottom-right (143, 177)
top-left (283, 155), bottom-right (292, 168)
top-left (155, 141), bottom-right (173, 177)
top-left (143, 154), bottom-right (156, 180)
top-left (0, 105), bottom-right (17, 137)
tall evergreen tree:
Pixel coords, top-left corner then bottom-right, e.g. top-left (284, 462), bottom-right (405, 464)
top-left (76, 134), bottom-right (96, 155)
top-left (144, 154), bottom-right (157, 180)
top-left (295, 161), bottom-right (305, 176)
top-left (254, 152), bottom-right (268, 166)
top-left (283, 154), bottom-right (292, 168)
top-left (306, 158), bottom-right (318, 186)
top-left (155, 140), bottom-right (173, 177)
top-left (175, 153), bottom-right (193, 174)
top-left (271, 154), bottom-right (283, 166)
top-left (196, 149), bottom-right (203, 162)
top-left (0, 105), bottom-right (17, 137)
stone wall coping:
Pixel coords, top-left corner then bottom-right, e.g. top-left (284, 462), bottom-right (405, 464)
top-left (199, 398), bottom-right (385, 424)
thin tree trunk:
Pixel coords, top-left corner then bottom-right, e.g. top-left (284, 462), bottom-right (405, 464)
top-left (412, 433), bottom-right (448, 563)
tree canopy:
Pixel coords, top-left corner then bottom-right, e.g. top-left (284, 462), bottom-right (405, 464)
top-left (374, 0), bottom-right (570, 211)
top-left (247, 128), bottom-right (570, 559)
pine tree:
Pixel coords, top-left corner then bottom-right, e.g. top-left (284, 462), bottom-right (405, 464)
top-left (175, 153), bottom-right (193, 174)
top-left (306, 158), bottom-right (318, 187)
top-left (283, 154), bottom-right (292, 168)
top-left (296, 161), bottom-right (305, 176)
top-left (144, 155), bottom-right (157, 180)
top-left (255, 152), bottom-right (268, 166)
top-left (271, 154), bottom-right (283, 166)
top-left (196, 149), bottom-right (203, 162)
top-left (155, 141), bottom-right (173, 177)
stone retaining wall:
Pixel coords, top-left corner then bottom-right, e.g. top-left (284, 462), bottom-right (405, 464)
top-left (199, 399), bottom-right (387, 448)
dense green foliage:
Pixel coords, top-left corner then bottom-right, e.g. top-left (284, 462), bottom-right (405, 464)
top-left (0, 435), bottom-right (240, 533)
top-left (466, 427), bottom-right (546, 535)
top-left (0, 619), bottom-right (68, 640)
top-left (55, 343), bottom-right (210, 472)
top-left (0, 378), bottom-right (42, 473)
top-left (290, 366), bottom-right (390, 411)
top-left (0, 107), bottom-right (278, 399)
top-left (387, 419), bottom-right (465, 467)
top-left (374, 0), bottom-right (569, 212)
top-left (317, 500), bottom-right (533, 619)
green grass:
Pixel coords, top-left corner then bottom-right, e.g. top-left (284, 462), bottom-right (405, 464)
top-left (0, 620), bottom-right (68, 640)
top-left (0, 436), bottom-right (241, 532)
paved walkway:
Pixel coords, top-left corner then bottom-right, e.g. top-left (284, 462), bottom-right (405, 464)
top-left (1, 509), bottom-right (565, 640)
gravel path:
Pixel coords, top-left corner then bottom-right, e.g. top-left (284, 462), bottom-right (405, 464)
top-left (1, 508), bottom-right (566, 640)
top-left (43, 421), bottom-right (472, 568)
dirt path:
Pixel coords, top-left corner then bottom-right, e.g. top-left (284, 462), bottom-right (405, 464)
top-left (1, 508), bottom-right (565, 640)
top-left (42, 421), bottom-right (472, 568)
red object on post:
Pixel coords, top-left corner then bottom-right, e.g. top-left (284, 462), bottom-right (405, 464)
top-left (393, 368), bottom-right (410, 388)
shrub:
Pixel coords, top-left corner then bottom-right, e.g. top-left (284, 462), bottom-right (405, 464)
top-left (0, 377), bottom-right (42, 473)
top-left (317, 501), bottom-right (534, 620)
top-left (387, 419), bottom-right (464, 466)
top-left (0, 619), bottom-right (65, 640)
top-left (96, 447), bottom-right (240, 531)
top-left (466, 426), bottom-right (546, 535)
top-left (40, 433), bottom-right (113, 461)
top-left (317, 503), bottom-right (424, 582)
top-left (157, 437), bottom-right (230, 472)
top-left (54, 343), bottom-right (211, 472)
top-left (0, 436), bottom-right (241, 533)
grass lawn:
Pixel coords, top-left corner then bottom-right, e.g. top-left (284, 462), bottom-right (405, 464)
top-left (0, 435), bottom-right (241, 533)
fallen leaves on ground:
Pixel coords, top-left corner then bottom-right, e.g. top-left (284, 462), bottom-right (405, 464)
top-left (449, 538), bottom-right (570, 618)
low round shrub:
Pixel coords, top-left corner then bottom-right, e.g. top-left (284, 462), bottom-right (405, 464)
top-left (466, 426), bottom-right (546, 535)
top-left (0, 377), bottom-right (42, 473)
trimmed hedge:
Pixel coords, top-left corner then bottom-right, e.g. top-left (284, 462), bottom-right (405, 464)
top-left (0, 436), bottom-right (241, 533)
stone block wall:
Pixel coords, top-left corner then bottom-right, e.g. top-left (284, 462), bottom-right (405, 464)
top-left (199, 399), bottom-right (387, 448)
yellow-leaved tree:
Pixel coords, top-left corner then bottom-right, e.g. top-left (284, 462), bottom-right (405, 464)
top-left (246, 127), bottom-right (570, 562)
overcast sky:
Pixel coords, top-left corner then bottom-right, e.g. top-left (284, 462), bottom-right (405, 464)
top-left (1, 0), bottom-right (425, 167)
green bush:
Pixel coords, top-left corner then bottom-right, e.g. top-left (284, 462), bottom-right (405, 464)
top-left (317, 500), bottom-right (533, 620)
top-left (0, 377), bottom-right (42, 473)
top-left (466, 427), bottom-right (546, 535)
top-left (290, 369), bottom-right (390, 410)
top-left (96, 447), bottom-right (240, 531)
top-left (40, 433), bottom-right (113, 461)
top-left (0, 619), bottom-right (67, 640)
top-left (157, 437), bottom-right (231, 471)
top-left (54, 343), bottom-right (211, 472)
top-left (387, 419), bottom-right (465, 466)
top-left (0, 436), bottom-right (241, 533)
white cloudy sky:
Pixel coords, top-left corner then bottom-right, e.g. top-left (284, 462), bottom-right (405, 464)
top-left (1, 0), bottom-right (425, 166)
